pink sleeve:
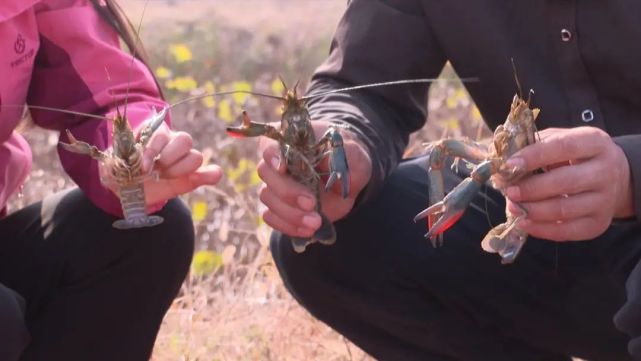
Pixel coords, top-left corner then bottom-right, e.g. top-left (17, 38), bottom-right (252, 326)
top-left (29, 0), bottom-right (169, 217)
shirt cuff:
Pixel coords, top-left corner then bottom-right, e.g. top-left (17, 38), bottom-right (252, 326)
top-left (613, 135), bottom-right (641, 221)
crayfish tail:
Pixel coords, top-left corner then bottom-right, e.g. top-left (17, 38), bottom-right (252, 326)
top-left (314, 213), bottom-right (336, 246)
top-left (113, 215), bottom-right (164, 230)
top-left (291, 238), bottom-right (311, 253)
top-left (289, 215), bottom-right (336, 253)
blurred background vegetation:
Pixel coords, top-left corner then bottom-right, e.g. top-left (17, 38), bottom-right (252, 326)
top-left (8, 1), bottom-right (488, 359)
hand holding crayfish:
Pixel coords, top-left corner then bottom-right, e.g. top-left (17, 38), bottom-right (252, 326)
top-left (505, 126), bottom-right (633, 242)
top-left (134, 122), bottom-right (222, 206)
top-left (63, 109), bottom-right (222, 229)
top-left (257, 120), bottom-right (372, 242)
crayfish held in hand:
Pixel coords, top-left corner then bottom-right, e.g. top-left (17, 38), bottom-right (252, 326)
top-left (223, 77), bottom-right (476, 253)
top-left (226, 81), bottom-right (349, 253)
top-left (414, 79), bottom-right (540, 264)
top-left (61, 107), bottom-right (168, 229)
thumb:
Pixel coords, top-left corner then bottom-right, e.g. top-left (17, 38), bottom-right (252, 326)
top-left (187, 164), bottom-right (224, 187)
top-left (144, 164), bottom-right (223, 205)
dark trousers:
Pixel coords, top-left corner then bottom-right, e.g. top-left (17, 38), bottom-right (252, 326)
top-left (0, 188), bottom-right (194, 361)
top-left (272, 156), bottom-right (641, 361)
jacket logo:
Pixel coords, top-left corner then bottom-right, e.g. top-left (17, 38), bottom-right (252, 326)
top-left (14, 34), bottom-right (26, 54)
top-left (10, 34), bottom-right (35, 69)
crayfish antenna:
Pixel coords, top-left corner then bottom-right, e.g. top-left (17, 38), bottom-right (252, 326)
top-left (510, 57), bottom-right (525, 101)
top-left (293, 79), bottom-right (301, 97)
top-left (278, 75), bottom-right (289, 93)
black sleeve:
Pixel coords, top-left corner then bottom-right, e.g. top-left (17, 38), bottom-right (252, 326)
top-left (613, 135), bottom-right (641, 221)
top-left (306, 0), bottom-right (447, 203)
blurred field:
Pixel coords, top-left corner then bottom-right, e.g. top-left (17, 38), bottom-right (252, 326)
top-left (7, 1), bottom-right (488, 360)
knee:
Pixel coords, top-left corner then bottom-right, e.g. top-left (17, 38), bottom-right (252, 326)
top-left (613, 260), bottom-right (641, 359)
top-left (0, 285), bottom-right (29, 361)
top-left (270, 232), bottom-right (326, 307)
top-left (614, 300), bottom-right (641, 359)
top-left (147, 198), bottom-right (195, 283)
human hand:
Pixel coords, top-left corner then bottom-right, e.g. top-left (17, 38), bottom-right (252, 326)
top-left (505, 127), bottom-right (634, 241)
top-left (137, 123), bottom-right (222, 206)
top-left (256, 121), bottom-right (372, 238)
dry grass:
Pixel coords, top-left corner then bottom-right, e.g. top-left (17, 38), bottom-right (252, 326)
top-left (8, 1), bottom-right (489, 360)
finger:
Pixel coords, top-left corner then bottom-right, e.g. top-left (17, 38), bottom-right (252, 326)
top-left (262, 143), bottom-right (286, 174)
top-left (509, 127), bottom-right (609, 172)
top-left (187, 164), bottom-right (223, 187)
top-left (156, 131), bottom-right (193, 169)
top-left (507, 192), bottom-right (601, 222)
top-left (159, 150), bottom-right (203, 179)
top-left (519, 216), bottom-right (609, 242)
top-left (505, 161), bottom-right (600, 202)
top-left (142, 124), bottom-right (170, 172)
top-left (256, 158), bottom-right (316, 211)
top-left (144, 164), bottom-right (223, 204)
top-left (263, 210), bottom-right (316, 238)
top-left (259, 185), bottom-right (321, 228)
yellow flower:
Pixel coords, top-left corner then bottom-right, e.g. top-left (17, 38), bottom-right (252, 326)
top-left (191, 201), bottom-right (208, 222)
top-left (201, 81), bottom-right (216, 108)
top-left (205, 80), bottom-right (216, 93)
top-left (167, 76), bottom-right (198, 92)
top-left (454, 88), bottom-right (468, 100)
top-left (444, 117), bottom-right (460, 131)
top-left (271, 78), bottom-right (285, 95)
top-left (170, 44), bottom-right (193, 63)
top-left (218, 99), bottom-right (234, 123)
top-left (446, 95), bottom-right (458, 109)
top-left (249, 169), bottom-right (261, 186)
top-left (155, 66), bottom-right (172, 79)
top-left (231, 81), bottom-right (253, 105)
top-left (226, 158), bottom-right (259, 193)
top-left (472, 105), bottom-right (482, 120)
top-left (191, 250), bottom-right (223, 276)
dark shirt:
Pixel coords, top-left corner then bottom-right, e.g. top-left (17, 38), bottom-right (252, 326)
top-left (306, 0), bottom-right (641, 220)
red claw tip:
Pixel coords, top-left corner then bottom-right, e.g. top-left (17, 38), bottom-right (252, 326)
top-left (226, 129), bottom-right (246, 138)
top-left (426, 211), bottom-right (464, 238)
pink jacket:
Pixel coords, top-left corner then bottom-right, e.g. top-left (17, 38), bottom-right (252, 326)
top-left (0, 0), bottom-right (169, 216)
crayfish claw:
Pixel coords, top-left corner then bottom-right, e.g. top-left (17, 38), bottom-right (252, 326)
top-left (60, 129), bottom-right (107, 161)
top-left (325, 170), bottom-right (350, 199)
top-left (138, 106), bottom-right (168, 146)
top-left (413, 202), bottom-right (443, 223)
top-left (323, 128), bottom-right (350, 199)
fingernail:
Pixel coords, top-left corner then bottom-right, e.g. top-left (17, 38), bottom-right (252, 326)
top-left (297, 195), bottom-right (315, 211)
top-left (506, 186), bottom-right (521, 201)
top-left (271, 156), bottom-right (280, 170)
top-left (302, 213), bottom-right (321, 229)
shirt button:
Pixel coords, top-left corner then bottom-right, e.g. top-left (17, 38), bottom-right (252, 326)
top-left (561, 29), bottom-right (572, 42)
top-left (581, 109), bottom-right (594, 122)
